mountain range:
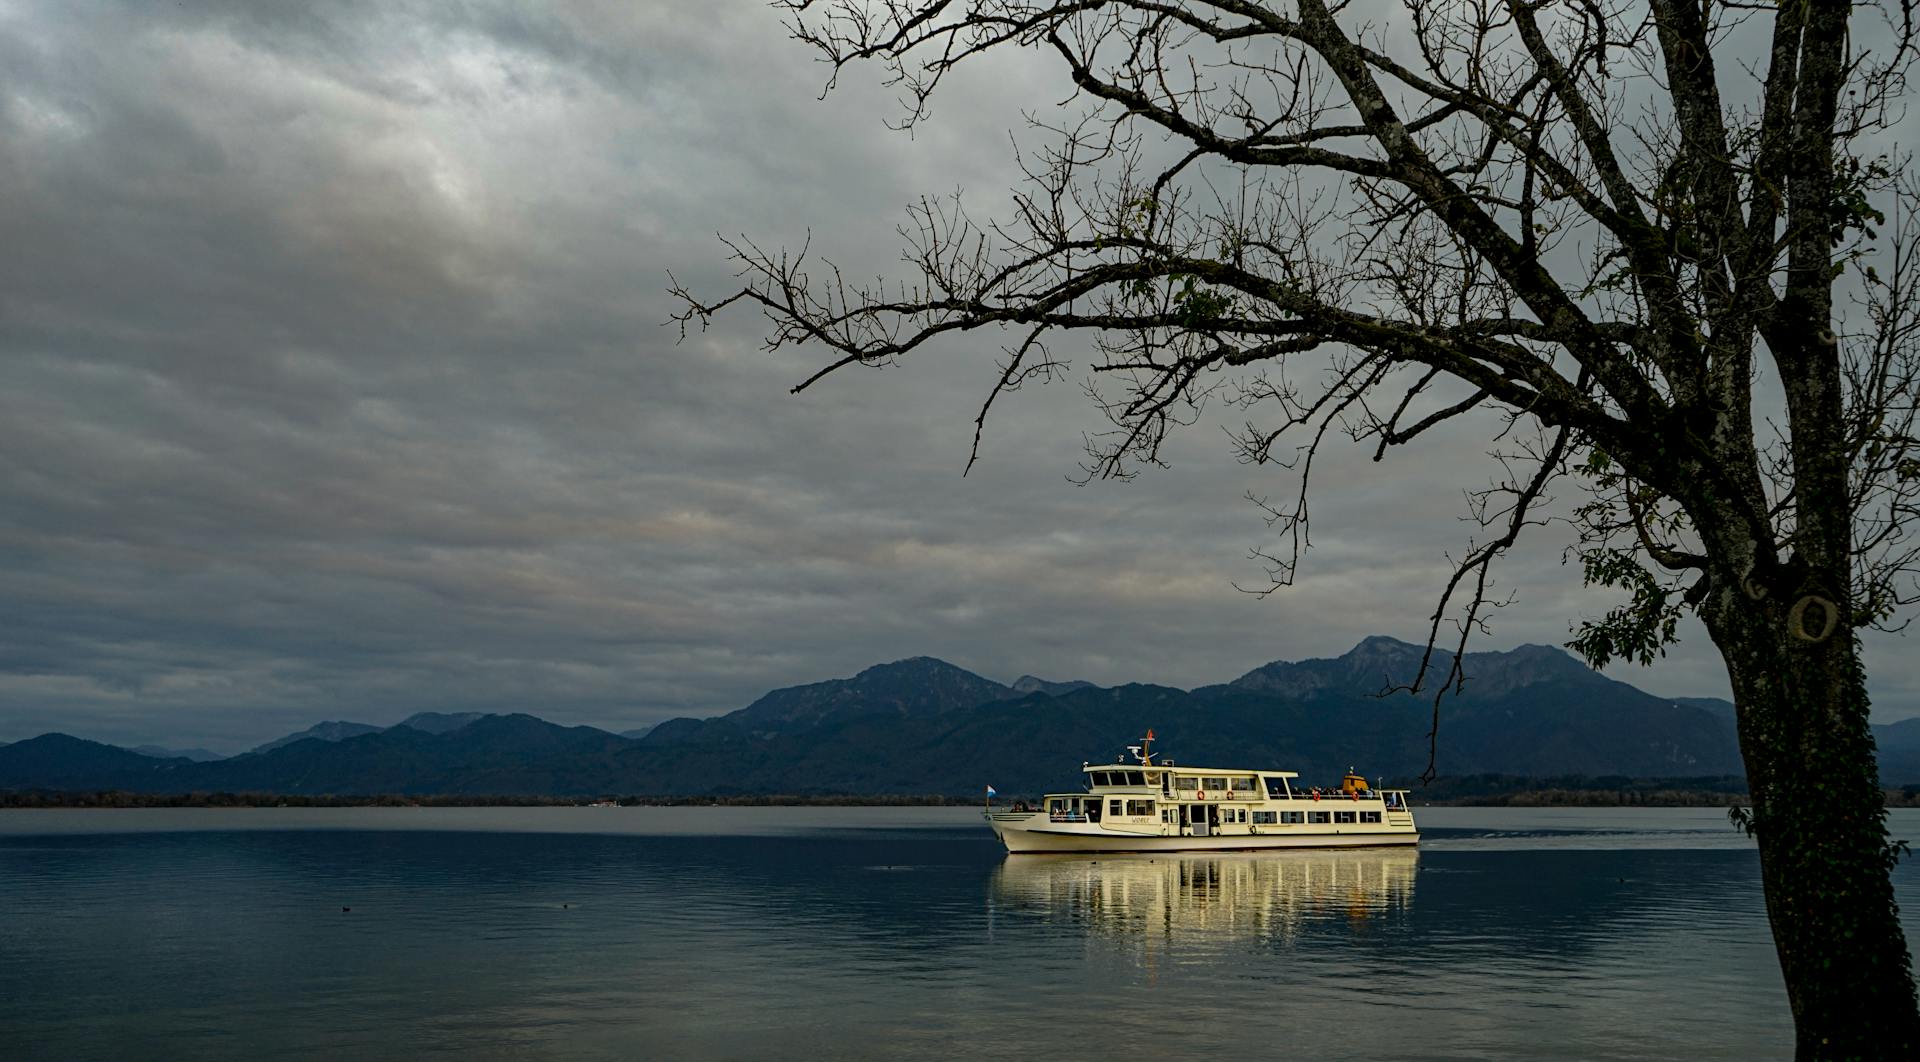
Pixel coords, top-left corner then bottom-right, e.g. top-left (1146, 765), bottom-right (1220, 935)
top-left (6, 636), bottom-right (1920, 795)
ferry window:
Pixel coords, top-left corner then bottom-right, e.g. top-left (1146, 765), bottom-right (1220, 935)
top-left (1253, 811), bottom-right (1277, 824)
top-left (1175, 776), bottom-right (1199, 791)
top-left (1361, 811), bottom-right (1382, 823)
top-left (1127, 771), bottom-right (1145, 786)
top-left (1263, 777), bottom-right (1287, 797)
top-left (1098, 771), bottom-right (1116, 786)
top-left (1127, 799), bottom-right (1154, 816)
top-left (1162, 809), bottom-right (1175, 823)
top-left (1334, 811), bottom-right (1357, 824)
top-left (1309, 811), bottom-right (1331, 824)
top-left (1229, 777), bottom-right (1256, 793)
top-left (1145, 772), bottom-right (1160, 787)
top-left (1280, 811), bottom-right (1304, 825)
top-left (1203, 777), bottom-right (1227, 790)
top-left (1110, 800), bottom-right (1123, 817)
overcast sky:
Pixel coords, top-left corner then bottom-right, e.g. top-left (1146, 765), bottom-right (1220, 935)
top-left (4, 0), bottom-right (1917, 753)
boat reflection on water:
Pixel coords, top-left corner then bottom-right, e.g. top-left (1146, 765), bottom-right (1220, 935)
top-left (990, 849), bottom-right (1418, 943)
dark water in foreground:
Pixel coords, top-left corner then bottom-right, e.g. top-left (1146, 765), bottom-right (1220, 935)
top-left (2, 808), bottom-right (1917, 1061)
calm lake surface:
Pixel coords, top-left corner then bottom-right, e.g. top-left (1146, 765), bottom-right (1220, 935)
top-left (3, 807), bottom-right (1917, 1060)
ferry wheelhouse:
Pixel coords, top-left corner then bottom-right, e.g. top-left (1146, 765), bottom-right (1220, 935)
top-left (984, 732), bottom-right (1417, 854)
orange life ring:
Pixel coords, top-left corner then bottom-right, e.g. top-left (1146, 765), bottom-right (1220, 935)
top-left (1196, 790), bottom-right (1206, 800)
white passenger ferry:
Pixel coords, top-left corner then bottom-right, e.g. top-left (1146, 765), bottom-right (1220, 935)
top-left (984, 732), bottom-right (1417, 853)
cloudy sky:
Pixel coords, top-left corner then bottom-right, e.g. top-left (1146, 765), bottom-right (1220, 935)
top-left (4, 0), bottom-right (1916, 752)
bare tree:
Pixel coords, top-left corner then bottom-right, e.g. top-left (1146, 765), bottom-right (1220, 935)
top-left (673, 1), bottom-right (1920, 1053)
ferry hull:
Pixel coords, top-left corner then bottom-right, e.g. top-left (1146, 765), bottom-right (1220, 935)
top-left (986, 812), bottom-right (1418, 854)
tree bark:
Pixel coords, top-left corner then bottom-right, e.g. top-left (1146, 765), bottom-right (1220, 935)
top-left (1706, 596), bottom-right (1919, 1058)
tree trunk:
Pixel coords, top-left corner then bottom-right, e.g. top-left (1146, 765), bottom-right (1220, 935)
top-left (1708, 600), bottom-right (1919, 1059)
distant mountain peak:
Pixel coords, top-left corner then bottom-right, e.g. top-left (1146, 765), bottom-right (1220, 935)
top-left (1344, 634), bottom-right (1425, 656)
top-left (0, 732), bottom-right (196, 786)
top-left (855, 656), bottom-right (977, 679)
top-left (676, 655), bottom-right (1013, 741)
top-left (249, 720), bottom-right (384, 756)
top-left (1232, 635), bottom-right (1594, 699)
top-left (395, 711), bottom-right (489, 735)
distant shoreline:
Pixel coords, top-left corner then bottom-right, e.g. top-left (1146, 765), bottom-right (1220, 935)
top-left (6, 787), bottom-right (1920, 809)
top-left (0, 791), bottom-right (977, 809)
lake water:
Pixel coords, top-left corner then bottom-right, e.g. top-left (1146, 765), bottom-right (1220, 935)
top-left (3, 807), bottom-right (1917, 1060)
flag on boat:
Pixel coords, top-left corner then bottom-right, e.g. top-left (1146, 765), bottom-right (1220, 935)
top-left (985, 785), bottom-right (997, 796)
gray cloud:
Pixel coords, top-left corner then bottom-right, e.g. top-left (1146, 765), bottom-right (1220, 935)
top-left (2, 1), bottom-right (1914, 753)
